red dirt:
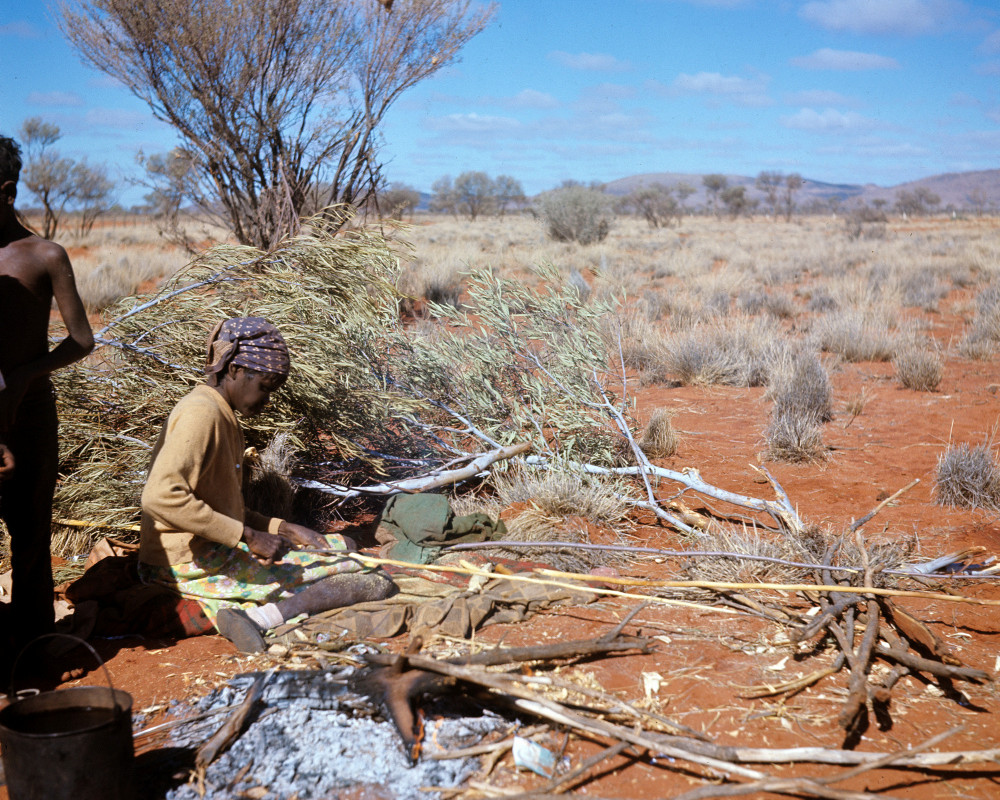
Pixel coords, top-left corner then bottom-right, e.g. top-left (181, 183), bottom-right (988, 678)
top-left (6, 276), bottom-right (1000, 799)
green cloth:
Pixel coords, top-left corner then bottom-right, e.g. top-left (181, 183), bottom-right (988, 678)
top-left (379, 493), bottom-right (507, 565)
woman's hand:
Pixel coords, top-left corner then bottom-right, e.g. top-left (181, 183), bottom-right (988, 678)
top-left (277, 521), bottom-right (329, 550)
top-left (242, 525), bottom-right (290, 565)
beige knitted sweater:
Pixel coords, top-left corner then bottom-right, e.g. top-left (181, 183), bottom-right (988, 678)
top-left (139, 384), bottom-right (282, 566)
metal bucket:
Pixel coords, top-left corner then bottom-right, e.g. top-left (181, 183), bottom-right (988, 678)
top-left (0, 635), bottom-right (135, 800)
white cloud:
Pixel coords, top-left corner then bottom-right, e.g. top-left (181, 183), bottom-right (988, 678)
top-left (785, 89), bottom-right (857, 106)
top-left (427, 112), bottom-right (521, 135)
top-left (548, 51), bottom-right (631, 72)
top-left (781, 108), bottom-right (880, 132)
top-left (504, 90), bottom-right (560, 110)
top-left (667, 71), bottom-right (772, 106)
top-left (27, 91), bottom-right (84, 108)
top-left (0, 21), bottom-right (41, 38)
top-left (791, 49), bottom-right (900, 70)
top-left (799, 0), bottom-right (965, 36)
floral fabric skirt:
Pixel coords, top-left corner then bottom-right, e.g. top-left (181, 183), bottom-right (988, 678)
top-left (139, 534), bottom-right (361, 624)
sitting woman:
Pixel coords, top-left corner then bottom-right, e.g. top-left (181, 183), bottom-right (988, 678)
top-left (139, 317), bottom-right (394, 652)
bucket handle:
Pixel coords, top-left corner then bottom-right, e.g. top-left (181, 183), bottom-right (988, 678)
top-left (8, 633), bottom-right (127, 716)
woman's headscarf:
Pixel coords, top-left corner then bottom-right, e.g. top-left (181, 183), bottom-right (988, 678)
top-left (204, 317), bottom-right (290, 386)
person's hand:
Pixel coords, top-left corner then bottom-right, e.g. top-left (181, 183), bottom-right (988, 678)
top-left (242, 525), bottom-right (290, 565)
top-left (0, 443), bottom-right (14, 482)
top-left (277, 521), bottom-right (329, 550)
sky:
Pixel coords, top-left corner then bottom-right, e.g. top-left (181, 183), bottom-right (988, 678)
top-left (2, 0), bottom-right (999, 206)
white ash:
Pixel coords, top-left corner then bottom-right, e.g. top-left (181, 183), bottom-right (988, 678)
top-left (165, 668), bottom-right (504, 800)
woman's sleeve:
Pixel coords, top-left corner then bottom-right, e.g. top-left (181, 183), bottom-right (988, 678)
top-left (140, 405), bottom-right (244, 547)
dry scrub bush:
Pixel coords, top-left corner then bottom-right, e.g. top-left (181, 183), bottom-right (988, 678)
top-left (959, 284), bottom-right (1000, 360)
top-left (451, 464), bottom-right (632, 572)
top-left (935, 441), bottom-right (1000, 510)
top-left (765, 407), bottom-right (826, 463)
top-left (767, 349), bottom-right (833, 422)
top-left (893, 346), bottom-right (943, 391)
top-left (663, 316), bottom-right (786, 387)
top-left (684, 523), bottom-right (811, 585)
top-left (638, 409), bottom-right (678, 459)
top-left (811, 309), bottom-right (897, 362)
top-left (74, 250), bottom-right (184, 311)
top-left (535, 186), bottom-right (614, 245)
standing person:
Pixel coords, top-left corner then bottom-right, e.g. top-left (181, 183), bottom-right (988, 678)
top-left (0, 135), bottom-right (95, 659)
top-left (139, 317), bottom-right (395, 653)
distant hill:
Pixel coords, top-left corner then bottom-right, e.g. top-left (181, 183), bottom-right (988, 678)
top-left (601, 169), bottom-right (1000, 212)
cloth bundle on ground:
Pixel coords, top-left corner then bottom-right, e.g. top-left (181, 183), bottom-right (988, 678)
top-left (63, 540), bottom-right (213, 639)
top-left (376, 493), bottom-right (507, 565)
top-left (282, 568), bottom-right (596, 640)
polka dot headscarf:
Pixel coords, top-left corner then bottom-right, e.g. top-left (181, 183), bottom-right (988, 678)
top-left (204, 317), bottom-right (291, 385)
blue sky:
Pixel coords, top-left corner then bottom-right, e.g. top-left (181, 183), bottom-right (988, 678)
top-left (2, 0), bottom-right (999, 205)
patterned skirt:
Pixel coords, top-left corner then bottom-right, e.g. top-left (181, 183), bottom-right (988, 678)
top-left (138, 534), bottom-right (362, 624)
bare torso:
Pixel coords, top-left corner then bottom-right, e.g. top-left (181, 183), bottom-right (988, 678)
top-left (0, 232), bottom-right (59, 378)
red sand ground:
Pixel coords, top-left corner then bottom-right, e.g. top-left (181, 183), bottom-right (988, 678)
top-left (5, 282), bottom-right (1000, 799)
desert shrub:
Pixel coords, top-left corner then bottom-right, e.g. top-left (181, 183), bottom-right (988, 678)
top-left (638, 409), bottom-right (678, 459)
top-left (844, 204), bottom-right (888, 241)
top-left (663, 317), bottom-right (786, 387)
top-left (75, 254), bottom-right (179, 312)
top-left (450, 464), bottom-right (632, 572)
top-left (805, 287), bottom-right (838, 313)
top-left (900, 268), bottom-right (950, 311)
top-left (612, 312), bottom-right (666, 373)
top-left (535, 186), bottom-right (614, 245)
top-left (398, 260), bottom-right (464, 313)
top-left (843, 388), bottom-right (869, 424)
top-left (765, 406), bottom-right (826, 463)
top-left (893, 346), bottom-right (943, 391)
top-left (958, 283), bottom-right (1000, 358)
top-left (768, 349), bottom-right (833, 422)
top-left (811, 310), bottom-right (897, 362)
top-left (935, 442), bottom-right (1000, 509)
top-left (737, 288), bottom-right (796, 319)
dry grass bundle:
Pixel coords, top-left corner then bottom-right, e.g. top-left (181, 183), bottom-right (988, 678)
top-left (935, 441), bottom-right (1000, 510)
top-left (765, 407), bottom-right (827, 463)
top-left (638, 409), bottom-right (679, 459)
top-left (683, 523), bottom-right (811, 585)
top-left (451, 464), bottom-right (633, 571)
top-left (663, 316), bottom-right (787, 387)
top-left (244, 431), bottom-right (298, 520)
top-left (893, 346), bottom-right (943, 391)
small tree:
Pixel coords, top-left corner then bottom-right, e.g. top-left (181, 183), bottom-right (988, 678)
top-left (61, 0), bottom-right (496, 249)
top-left (536, 185), bottom-right (614, 245)
top-left (430, 176), bottom-right (457, 216)
top-left (895, 187), bottom-right (941, 217)
top-left (453, 171), bottom-right (497, 221)
top-left (380, 183), bottom-right (421, 219)
top-left (19, 117), bottom-right (75, 239)
top-left (674, 181), bottom-right (696, 217)
top-left (72, 160), bottom-right (116, 235)
top-left (494, 174), bottom-right (525, 218)
top-left (720, 185), bottom-right (750, 218)
top-left (783, 173), bottom-right (803, 222)
top-left (703, 174), bottom-right (728, 218)
top-left (623, 183), bottom-right (678, 229)
top-left (755, 171), bottom-right (783, 218)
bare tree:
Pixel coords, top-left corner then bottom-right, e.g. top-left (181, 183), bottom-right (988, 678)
top-left (755, 170), bottom-right (782, 218)
top-left (430, 175), bottom-right (457, 216)
top-left (702, 174), bottom-right (727, 218)
top-left (72, 160), bottom-right (116, 235)
top-left (379, 182), bottom-right (421, 220)
top-left (453, 171), bottom-right (498, 221)
top-left (60, 0), bottom-right (496, 249)
top-left (622, 183), bottom-right (678, 229)
top-left (494, 174), bottom-right (525, 218)
top-left (18, 117), bottom-right (76, 239)
top-left (783, 173), bottom-right (803, 222)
